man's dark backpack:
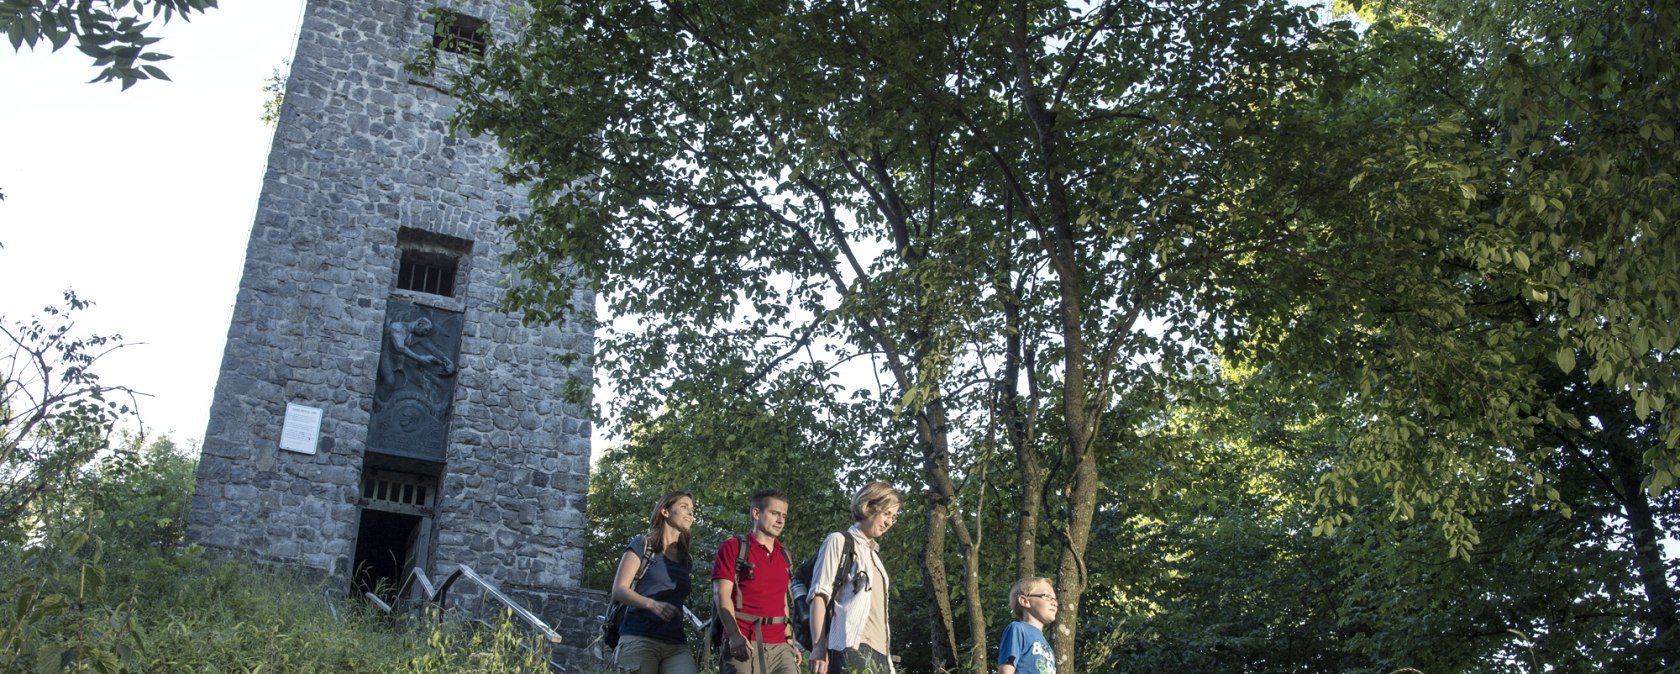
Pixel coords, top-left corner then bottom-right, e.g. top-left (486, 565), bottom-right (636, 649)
top-left (788, 531), bottom-right (856, 652)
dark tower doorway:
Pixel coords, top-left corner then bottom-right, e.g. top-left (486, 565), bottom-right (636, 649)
top-left (352, 460), bottom-right (440, 601)
top-left (352, 508), bottom-right (423, 600)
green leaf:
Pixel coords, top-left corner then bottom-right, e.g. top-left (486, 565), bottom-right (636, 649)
top-left (34, 646), bottom-right (68, 674)
top-left (18, 14), bottom-right (40, 47)
top-left (46, 25), bottom-right (70, 51)
top-left (1649, 468), bottom-right (1672, 497)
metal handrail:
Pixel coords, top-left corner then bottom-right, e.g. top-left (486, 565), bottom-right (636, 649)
top-left (365, 564), bottom-right (562, 644)
top-left (364, 565), bottom-right (437, 613)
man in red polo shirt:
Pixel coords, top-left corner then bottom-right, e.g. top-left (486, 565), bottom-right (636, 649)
top-left (713, 488), bottom-right (803, 674)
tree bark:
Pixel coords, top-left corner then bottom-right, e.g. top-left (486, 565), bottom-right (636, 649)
top-left (915, 396), bottom-right (990, 674)
top-left (1002, 291), bottom-right (1043, 581)
top-left (1611, 441), bottom-right (1679, 666)
top-left (1002, 1), bottom-right (1106, 669)
top-left (918, 474), bottom-right (959, 673)
top-left (1576, 385), bottom-right (1679, 668)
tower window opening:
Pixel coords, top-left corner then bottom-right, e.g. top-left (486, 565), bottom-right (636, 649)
top-left (433, 11), bottom-right (488, 58)
top-left (398, 250), bottom-right (458, 297)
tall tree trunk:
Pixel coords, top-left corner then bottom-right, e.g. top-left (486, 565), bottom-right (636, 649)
top-left (960, 523), bottom-right (987, 674)
top-left (1578, 388), bottom-right (1680, 665)
top-left (865, 205), bottom-right (975, 671)
top-left (1051, 366), bottom-right (1099, 674)
top-left (918, 470), bottom-right (959, 673)
top-left (1612, 443), bottom-right (1679, 666)
top-left (915, 396), bottom-right (991, 674)
top-left (1003, 1), bottom-right (1105, 667)
top-left (1002, 298), bottom-right (1042, 581)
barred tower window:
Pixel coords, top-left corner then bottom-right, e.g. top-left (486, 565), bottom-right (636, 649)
top-left (397, 250), bottom-right (458, 297)
top-left (432, 10), bottom-right (487, 57)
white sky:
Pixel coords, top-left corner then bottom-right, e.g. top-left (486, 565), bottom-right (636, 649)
top-left (1, 2), bottom-right (308, 446)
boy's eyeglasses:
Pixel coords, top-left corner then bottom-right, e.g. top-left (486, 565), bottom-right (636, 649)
top-left (1023, 593), bottom-right (1058, 603)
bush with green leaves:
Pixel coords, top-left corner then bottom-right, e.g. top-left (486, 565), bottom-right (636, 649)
top-left (0, 292), bottom-right (136, 534)
top-left (0, 432), bottom-right (558, 673)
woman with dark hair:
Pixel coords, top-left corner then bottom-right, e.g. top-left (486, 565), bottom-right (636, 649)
top-left (612, 490), bottom-right (698, 674)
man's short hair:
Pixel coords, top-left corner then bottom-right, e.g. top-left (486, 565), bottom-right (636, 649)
top-left (750, 488), bottom-right (787, 512)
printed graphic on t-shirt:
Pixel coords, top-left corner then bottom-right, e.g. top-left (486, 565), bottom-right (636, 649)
top-left (1028, 641), bottom-right (1056, 674)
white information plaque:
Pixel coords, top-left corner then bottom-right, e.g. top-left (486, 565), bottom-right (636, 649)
top-left (279, 403), bottom-right (324, 455)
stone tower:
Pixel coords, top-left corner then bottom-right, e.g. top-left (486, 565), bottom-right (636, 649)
top-left (186, 0), bottom-right (595, 637)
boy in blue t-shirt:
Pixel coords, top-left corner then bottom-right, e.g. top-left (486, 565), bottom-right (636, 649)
top-left (997, 576), bottom-right (1058, 674)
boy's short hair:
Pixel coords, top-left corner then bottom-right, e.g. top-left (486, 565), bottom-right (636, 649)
top-left (851, 481), bottom-right (903, 521)
top-left (1008, 576), bottom-right (1054, 619)
top-left (750, 488), bottom-right (787, 512)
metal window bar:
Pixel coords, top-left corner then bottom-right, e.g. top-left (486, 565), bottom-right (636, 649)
top-left (362, 470), bottom-right (436, 511)
top-left (397, 256), bottom-right (457, 297)
top-left (432, 11), bottom-right (487, 57)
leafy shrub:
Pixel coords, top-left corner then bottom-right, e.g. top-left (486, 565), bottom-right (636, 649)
top-left (0, 435), bottom-right (558, 673)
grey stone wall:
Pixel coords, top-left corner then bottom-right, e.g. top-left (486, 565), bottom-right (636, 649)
top-left (188, 0), bottom-right (591, 604)
top-left (538, 587), bottom-right (612, 670)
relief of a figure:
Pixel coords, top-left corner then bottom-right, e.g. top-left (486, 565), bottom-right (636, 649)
top-left (368, 305), bottom-right (462, 461)
top-left (377, 316), bottom-right (457, 406)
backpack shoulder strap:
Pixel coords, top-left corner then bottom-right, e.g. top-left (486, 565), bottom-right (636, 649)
top-left (631, 536), bottom-right (655, 585)
top-left (828, 530), bottom-right (854, 598)
top-left (778, 541), bottom-right (795, 604)
top-left (730, 534), bottom-right (751, 610)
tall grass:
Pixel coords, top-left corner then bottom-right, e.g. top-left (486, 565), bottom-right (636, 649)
top-left (0, 436), bottom-right (552, 673)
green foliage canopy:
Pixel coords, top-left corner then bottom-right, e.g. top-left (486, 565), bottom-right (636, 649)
top-left (447, 1), bottom-right (1363, 669)
top-left (1, 0), bottom-right (219, 88)
top-left (1203, 0), bottom-right (1680, 662)
top-left (442, 0), bottom-right (1677, 669)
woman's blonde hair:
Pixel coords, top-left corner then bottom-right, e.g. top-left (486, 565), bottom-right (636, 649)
top-left (646, 490), bottom-right (693, 563)
top-left (1008, 576), bottom-right (1054, 618)
top-left (850, 481), bottom-right (903, 521)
